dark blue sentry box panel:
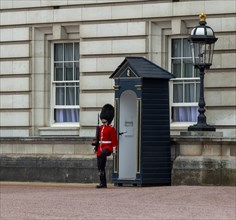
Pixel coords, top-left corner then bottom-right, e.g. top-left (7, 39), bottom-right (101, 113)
top-left (110, 57), bottom-right (174, 186)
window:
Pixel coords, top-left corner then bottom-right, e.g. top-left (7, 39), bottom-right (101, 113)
top-left (171, 38), bottom-right (200, 122)
top-left (52, 43), bottom-right (80, 123)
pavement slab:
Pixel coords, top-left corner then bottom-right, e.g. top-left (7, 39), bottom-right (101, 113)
top-left (0, 182), bottom-right (235, 220)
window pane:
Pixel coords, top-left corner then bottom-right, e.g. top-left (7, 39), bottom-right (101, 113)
top-left (66, 86), bottom-right (75, 105)
top-left (64, 43), bottom-right (73, 61)
top-left (173, 83), bottom-right (183, 103)
top-left (172, 39), bottom-right (181, 57)
top-left (74, 43), bottom-right (80, 61)
top-left (172, 60), bottom-right (181, 78)
top-left (56, 86), bottom-right (65, 105)
top-left (183, 39), bottom-right (191, 57)
top-left (64, 62), bottom-right (73, 80)
top-left (183, 59), bottom-right (193, 77)
top-left (184, 83), bottom-right (195, 102)
top-left (54, 44), bottom-right (63, 61)
top-left (74, 62), bottom-right (80, 80)
top-left (54, 63), bottom-right (63, 81)
top-left (194, 68), bottom-right (200, 77)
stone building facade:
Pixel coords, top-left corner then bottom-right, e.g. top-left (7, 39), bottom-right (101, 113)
top-left (0, 0), bottom-right (235, 185)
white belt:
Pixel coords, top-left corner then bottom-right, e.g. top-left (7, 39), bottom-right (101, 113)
top-left (99, 141), bottom-right (112, 144)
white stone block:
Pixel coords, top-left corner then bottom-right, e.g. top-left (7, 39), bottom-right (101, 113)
top-left (80, 58), bottom-right (97, 72)
top-left (13, 144), bottom-right (36, 154)
top-left (205, 0), bottom-right (236, 14)
top-left (35, 144), bottom-right (53, 154)
top-left (53, 144), bottom-right (74, 154)
top-left (80, 25), bottom-right (97, 38)
top-left (202, 144), bottom-right (221, 156)
top-left (128, 22), bottom-right (146, 36)
top-left (0, 77), bottom-right (29, 92)
top-left (40, 0), bottom-right (68, 6)
top-left (33, 109), bottom-right (46, 127)
top-left (207, 109), bottom-right (236, 126)
top-left (112, 5), bottom-right (142, 19)
top-left (207, 17), bottom-right (236, 32)
top-left (96, 57), bottom-right (124, 72)
top-left (80, 75), bottom-right (113, 90)
top-left (214, 34), bottom-right (236, 50)
top-left (0, 44), bottom-right (29, 58)
top-left (80, 40), bottom-right (112, 55)
top-left (33, 92), bottom-right (46, 109)
top-left (112, 39), bottom-right (146, 54)
top-left (0, 144), bottom-right (13, 154)
top-left (0, 60), bottom-right (30, 75)
top-left (221, 17), bottom-right (236, 32)
top-left (212, 53), bottom-right (236, 69)
top-left (0, 112), bottom-right (29, 126)
top-left (206, 90), bottom-right (236, 106)
top-left (82, 6), bottom-right (111, 21)
top-left (179, 144), bottom-right (202, 156)
top-left (0, 129), bottom-right (29, 137)
top-left (0, 94), bottom-right (29, 109)
top-left (0, 0), bottom-right (13, 9)
top-left (34, 58), bottom-right (45, 74)
top-left (173, 2), bottom-right (204, 17)
top-left (0, 27), bottom-right (30, 42)
top-left (81, 22), bottom-right (147, 38)
top-left (27, 9), bottom-right (53, 24)
top-left (54, 8), bottom-right (82, 22)
top-left (205, 71), bottom-right (236, 88)
top-left (74, 144), bottom-right (93, 155)
top-left (80, 57), bottom-right (124, 72)
top-left (97, 23), bottom-right (127, 37)
top-left (12, 0), bottom-right (40, 8)
top-left (143, 3), bottom-right (172, 18)
top-left (0, 11), bottom-right (27, 25)
top-left (80, 93), bottom-right (114, 108)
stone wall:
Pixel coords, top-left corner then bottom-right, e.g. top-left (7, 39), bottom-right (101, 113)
top-left (172, 133), bottom-right (236, 186)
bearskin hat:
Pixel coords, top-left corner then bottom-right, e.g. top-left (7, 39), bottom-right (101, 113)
top-left (100, 104), bottom-right (114, 125)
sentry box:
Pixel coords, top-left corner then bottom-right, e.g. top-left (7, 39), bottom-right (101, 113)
top-left (110, 57), bottom-right (174, 186)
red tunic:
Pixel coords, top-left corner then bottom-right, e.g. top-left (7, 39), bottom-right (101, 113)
top-left (96, 124), bottom-right (118, 156)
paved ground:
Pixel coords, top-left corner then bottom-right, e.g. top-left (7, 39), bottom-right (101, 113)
top-left (0, 182), bottom-right (235, 220)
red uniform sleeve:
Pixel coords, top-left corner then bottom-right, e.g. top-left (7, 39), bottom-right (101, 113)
top-left (110, 127), bottom-right (118, 149)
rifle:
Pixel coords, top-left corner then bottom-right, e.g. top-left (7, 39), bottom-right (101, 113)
top-left (92, 113), bottom-right (100, 152)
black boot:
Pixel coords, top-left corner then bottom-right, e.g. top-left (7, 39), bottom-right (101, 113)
top-left (96, 171), bottom-right (107, 188)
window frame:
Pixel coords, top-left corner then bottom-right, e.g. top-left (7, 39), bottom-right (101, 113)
top-left (169, 37), bottom-right (200, 124)
top-left (50, 41), bottom-right (80, 127)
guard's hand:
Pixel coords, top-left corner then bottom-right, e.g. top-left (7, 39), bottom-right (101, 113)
top-left (91, 139), bottom-right (96, 146)
top-left (93, 146), bottom-right (97, 154)
top-left (113, 147), bottom-right (117, 154)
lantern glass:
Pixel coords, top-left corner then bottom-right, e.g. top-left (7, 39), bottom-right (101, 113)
top-left (191, 41), bottom-right (215, 67)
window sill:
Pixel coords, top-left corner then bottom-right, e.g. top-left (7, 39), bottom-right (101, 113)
top-left (170, 122), bottom-right (196, 136)
top-left (39, 126), bottom-right (80, 136)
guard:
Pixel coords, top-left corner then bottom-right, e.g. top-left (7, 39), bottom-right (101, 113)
top-left (92, 104), bottom-right (118, 188)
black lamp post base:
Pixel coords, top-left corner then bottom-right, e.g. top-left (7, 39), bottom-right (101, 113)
top-left (188, 123), bottom-right (216, 132)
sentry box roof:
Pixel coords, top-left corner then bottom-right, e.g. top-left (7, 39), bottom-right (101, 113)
top-left (110, 56), bottom-right (175, 79)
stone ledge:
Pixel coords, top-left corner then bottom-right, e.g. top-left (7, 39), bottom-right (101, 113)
top-left (172, 135), bottom-right (236, 144)
top-left (0, 136), bottom-right (93, 144)
top-left (0, 155), bottom-right (113, 183)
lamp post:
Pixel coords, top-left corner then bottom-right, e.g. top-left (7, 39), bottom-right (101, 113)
top-left (188, 13), bottom-right (218, 131)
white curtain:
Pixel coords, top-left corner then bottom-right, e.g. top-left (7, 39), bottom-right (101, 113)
top-left (55, 109), bottom-right (79, 122)
top-left (173, 107), bottom-right (197, 122)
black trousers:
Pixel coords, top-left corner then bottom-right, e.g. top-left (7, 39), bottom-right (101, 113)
top-left (97, 148), bottom-right (111, 185)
